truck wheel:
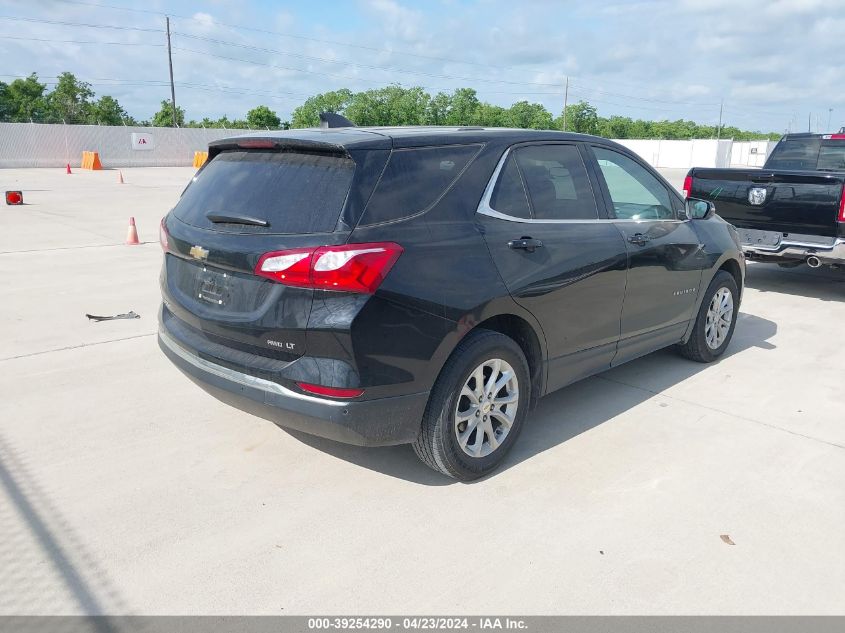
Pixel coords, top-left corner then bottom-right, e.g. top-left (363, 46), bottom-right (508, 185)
top-left (413, 329), bottom-right (531, 481)
top-left (677, 270), bottom-right (739, 363)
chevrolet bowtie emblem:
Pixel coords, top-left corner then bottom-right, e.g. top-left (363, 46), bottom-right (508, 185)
top-left (189, 245), bottom-right (209, 260)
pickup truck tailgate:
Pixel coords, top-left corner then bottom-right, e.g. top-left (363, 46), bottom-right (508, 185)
top-left (689, 169), bottom-right (845, 237)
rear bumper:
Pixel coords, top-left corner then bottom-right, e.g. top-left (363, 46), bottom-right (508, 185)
top-left (158, 328), bottom-right (428, 447)
top-left (742, 236), bottom-right (845, 265)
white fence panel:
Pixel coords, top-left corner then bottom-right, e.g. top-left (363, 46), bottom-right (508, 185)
top-left (0, 123), bottom-right (245, 168)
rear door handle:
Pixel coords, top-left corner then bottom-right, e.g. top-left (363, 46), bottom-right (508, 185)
top-left (508, 237), bottom-right (544, 252)
top-left (628, 233), bottom-right (651, 246)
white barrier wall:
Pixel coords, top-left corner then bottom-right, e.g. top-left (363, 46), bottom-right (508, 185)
top-left (0, 122), bottom-right (776, 170)
top-left (613, 139), bottom-right (735, 168)
top-left (730, 140), bottom-right (777, 167)
top-left (0, 123), bottom-right (244, 168)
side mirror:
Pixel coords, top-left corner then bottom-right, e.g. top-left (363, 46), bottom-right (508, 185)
top-left (685, 197), bottom-right (716, 220)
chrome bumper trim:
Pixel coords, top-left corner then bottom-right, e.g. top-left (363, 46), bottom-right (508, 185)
top-left (158, 329), bottom-right (348, 407)
top-left (743, 237), bottom-right (845, 263)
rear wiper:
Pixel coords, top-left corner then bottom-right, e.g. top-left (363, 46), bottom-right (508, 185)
top-left (206, 212), bottom-right (270, 227)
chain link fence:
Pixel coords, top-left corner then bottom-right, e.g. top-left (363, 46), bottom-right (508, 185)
top-left (0, 123), bottom-right (243, 168)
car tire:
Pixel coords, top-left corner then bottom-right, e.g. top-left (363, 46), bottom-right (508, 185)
top-left (413, 329), bottom-right (531, 481)
top-left (677, 270), bottom-right (739, 363)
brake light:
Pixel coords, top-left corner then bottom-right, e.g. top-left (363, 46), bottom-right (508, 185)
top-left (237, 140), bottom-right (276, 149)
top-left (839, 184), bottom-right (845, 223)
top-left (255, 242), bottom-right (403, 293)
top-left (682, 173), bottom-right (693, 199)
top-left (159, 217), bottom-right (169, 251)
top-left (296, 382), bottom-right (364, 399)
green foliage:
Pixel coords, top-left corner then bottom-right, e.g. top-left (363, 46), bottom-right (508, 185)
top-left (290, 89), bottom-right (354, 128)
top-left (47, 72), bottom-right (94, 123)
top-left (556, 101), bottom-right (599, 134)
top-left (0, 71), bottom-right (782, 141)
top-left (246, 105), bottom-right (281, 129)
top-left (90, 95), bottom-right (130, 126)
top-left (4, 73), bottom-right (48, 121)
top-left (151, 99), bottom-right (185, 127)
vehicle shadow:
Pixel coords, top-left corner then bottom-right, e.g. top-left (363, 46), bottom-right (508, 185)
top-left (744, 261), bottom-right (845, 301)
top-left (284, 311), bottom-right (777, 485)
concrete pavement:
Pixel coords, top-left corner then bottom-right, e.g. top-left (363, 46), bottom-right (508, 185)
top-left (0, 167), bottom-right (843, 615)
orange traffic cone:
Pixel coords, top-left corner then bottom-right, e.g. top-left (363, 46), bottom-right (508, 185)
top-left (118, 170), bottom-right (124, 184)
top-left (125, 217), bottom-right (140, 245)
top-left (66, 163), bottom-right (72, 174)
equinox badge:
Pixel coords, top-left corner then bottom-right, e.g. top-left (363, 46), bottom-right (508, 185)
top-left (189, 245), bottom-right (209, 261)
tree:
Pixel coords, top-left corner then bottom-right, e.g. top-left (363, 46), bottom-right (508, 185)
top-left (557, 101), bottom-right (599, 135)
top-left (444, 88), bottom-right (481, 125)
top-left (47, 72), bottom-right (93, 123)
top-left (290, 89), bottom-right (353, 128)
top-left (6, 73), bottom-right (47, 122)
top-left (506, 101), bottom-right (553, 130)
top-left (0, 81), bottom-right (11, 121)
top-left (90, 95), bottom-right (129, 126)
top-left (151, 99), bottom-right (185, 127)
top-left (246, 105), bottom-right (281, 129)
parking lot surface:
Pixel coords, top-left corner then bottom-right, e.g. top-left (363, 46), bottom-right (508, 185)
top-left (1, 167), bottom-right (843, 615)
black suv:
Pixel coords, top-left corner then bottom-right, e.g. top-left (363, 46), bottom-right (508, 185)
top-left (159, 126), bottom-right (744, 480)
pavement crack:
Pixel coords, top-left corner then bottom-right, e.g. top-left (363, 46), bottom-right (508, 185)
top-left (595, 374), bottom-right (845, 451)
top-left (0, 333), bottom-right (156, 362)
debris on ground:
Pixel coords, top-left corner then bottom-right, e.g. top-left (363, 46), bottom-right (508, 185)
top-left (85, 311), bottom-right (140, 322)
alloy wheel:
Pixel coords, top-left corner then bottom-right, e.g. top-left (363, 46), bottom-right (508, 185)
top-left (454, 358), bottom-right (519, 458)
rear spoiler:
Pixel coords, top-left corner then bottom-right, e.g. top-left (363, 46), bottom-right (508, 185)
top-left (206, 136), bottom-right (351, 162)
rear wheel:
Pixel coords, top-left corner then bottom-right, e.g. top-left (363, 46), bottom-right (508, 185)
top-left (677, 270), bottom-right (739, 363)
top-left (413, 329), bottom-right (530, 481)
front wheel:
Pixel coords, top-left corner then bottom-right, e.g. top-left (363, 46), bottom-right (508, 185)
top-left (677, 270), bottom-right (739, 363)
top-left (413, 329), bottom-right (531, 481)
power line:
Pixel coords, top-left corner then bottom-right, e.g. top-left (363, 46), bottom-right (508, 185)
top-left (0, 15), bottom-right (163, 32)
top-left (0, 34), bottom-right (164, 46)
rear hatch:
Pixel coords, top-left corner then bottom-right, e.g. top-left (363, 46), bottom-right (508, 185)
top-left (160, 143), bottom-right (374, 369)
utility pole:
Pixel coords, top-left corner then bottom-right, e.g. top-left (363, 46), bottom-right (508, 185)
top-left (562, 76), bottom-right (569, 131)
top-left (808, 112), bottom-right (812, 133)
top-left (828, 108), bottom-right (833, 132)
top-left (166, 16), bottom-right (177, 128)
top-left (716, 100), bottom-right (723, 140)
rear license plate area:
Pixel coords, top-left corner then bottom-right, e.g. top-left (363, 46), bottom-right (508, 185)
top-left (197, 267), bottom-right (231, 306)
top-left (739, 228), bottom-right (781, 249)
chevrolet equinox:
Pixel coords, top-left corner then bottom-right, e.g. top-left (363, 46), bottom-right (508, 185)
top-left (158, 126), bottom-right (744, 480)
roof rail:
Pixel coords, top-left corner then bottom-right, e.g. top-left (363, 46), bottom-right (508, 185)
top-left (319, 112), bottom-right (356, 129)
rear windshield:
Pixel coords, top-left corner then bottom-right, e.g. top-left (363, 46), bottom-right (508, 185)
top-left (173, 150), bottom-right (355, 234)
top-left (360, 144), bottom-right (482, 225)
top-left (765, 137), bottom-right (845, 171)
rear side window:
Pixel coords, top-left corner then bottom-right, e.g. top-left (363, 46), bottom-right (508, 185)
top-left (514, 145), bottom-right (597, 220)
top-left (490, 155), bottom-right (531, 219)
top-left (173, 150), bottom-right (354, 234)
top-left (360, 144), bottom-right (482, 225)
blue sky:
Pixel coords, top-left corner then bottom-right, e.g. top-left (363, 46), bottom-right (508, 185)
top-left (1, 0), bottom-right (842, 133)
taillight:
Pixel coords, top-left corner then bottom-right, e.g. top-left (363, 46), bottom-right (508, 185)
top-left (838, 184), bottom-right (845, 223)
top-left (682, 173), bottom-right (693, 199)
top-left (296, 382), bottom-right (364, 399)
top-left (159, 217), bottom-right (169, 251)
top-left (255, 242), bottom-right (403, 293)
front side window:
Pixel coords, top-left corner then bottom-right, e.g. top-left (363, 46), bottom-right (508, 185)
top-left (593, 147), bottom-right (674, 220)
